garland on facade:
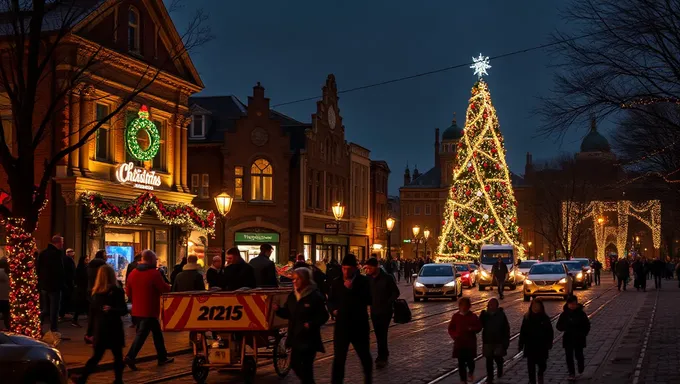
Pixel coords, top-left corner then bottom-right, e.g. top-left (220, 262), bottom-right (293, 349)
top-left (81, 192), bottom-right (215, 234)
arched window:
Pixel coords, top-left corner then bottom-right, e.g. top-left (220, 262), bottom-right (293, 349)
top-left (250, 159), bottom-right (273, 201)
top-left (128, 7), bottom-right (140, 52)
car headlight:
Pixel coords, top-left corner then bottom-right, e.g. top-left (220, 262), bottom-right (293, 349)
top-left (444, 281), bottom-right (456, 287)
top-left (559, 277), bottom-right (567, 284)
top-left (481, 270), bottom-right (489, 277)
top-left (525, 279), bottom-right (533, 285)
top-left (576, 272), bottom-right (583, 279)
top-left (414, 281), bottom-right (424, 288)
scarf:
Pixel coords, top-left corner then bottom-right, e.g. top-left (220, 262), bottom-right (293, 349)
top-left (295, 283), bottom-right (317, 301)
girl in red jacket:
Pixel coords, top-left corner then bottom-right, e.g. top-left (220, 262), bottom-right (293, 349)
top-left (448, 297), bottom-right (482, 383)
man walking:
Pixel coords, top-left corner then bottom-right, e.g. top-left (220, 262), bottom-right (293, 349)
top-left (652, 257), bottom-right (665, 290)
top-left (491, 257), bottom-right (508, 300)
top-left (591, 259), bottom-right (602, 286)
top-left (249, 243), bottom-right (278, 287)
top-left (60, 248), bottom-right (76, 321)
top-left (124, 250), bottom-right (173, 370)
top-left (38, 235), bottom-right (65, 335)
top-left (223, 247), bottom-right (257, 291)
top-left (328, 254), bottom-right (373, 383)
top-left (365, 257), bottom-right (400, 368)
top-left (171, 255), bottom-right (205, 292)
top-left (615, 257), bottom-right (630, 291)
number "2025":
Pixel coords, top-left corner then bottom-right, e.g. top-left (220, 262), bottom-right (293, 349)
top-left (197, 305), bottom-right (244, 321)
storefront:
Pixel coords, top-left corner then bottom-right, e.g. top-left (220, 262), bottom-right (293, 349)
top-left (234, 231), bottom-right (280, 263)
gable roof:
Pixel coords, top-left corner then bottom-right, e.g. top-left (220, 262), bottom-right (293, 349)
top-left (403, 166), bottom-right (442, 188)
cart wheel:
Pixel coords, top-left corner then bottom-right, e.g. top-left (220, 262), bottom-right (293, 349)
top-left (191, 355), bottom-right (209, 384)
top-left (273, 334), bottom-right (292, 378)
top-left (242, 356), bottom-right (257, 384)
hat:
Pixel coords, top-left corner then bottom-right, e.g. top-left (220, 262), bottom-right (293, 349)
top-left (366, 257), bottom-right (379, 267)
top-left (341, 254), bottom-right (358, 267)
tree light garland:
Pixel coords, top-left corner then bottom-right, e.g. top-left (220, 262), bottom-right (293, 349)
top-left (126, 105), bottom-right (161, 161)
top-left (81, 192), bottom-right (215, 234)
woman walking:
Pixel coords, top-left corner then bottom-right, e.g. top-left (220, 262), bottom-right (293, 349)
top-left (518, 299), bottom-right (554, 384)
top-left (274, 267), bottom-right (329, 383)
top-left (74, 264), bottom-right (128, 384)
top-left (480, 298), bottom-right (510, 384)
top-left (556, 295), bottom-right (590, 381)
top-left (448, 297), bottom-right (482, 384)
top-left (71, 255), bottom-right (89, 327)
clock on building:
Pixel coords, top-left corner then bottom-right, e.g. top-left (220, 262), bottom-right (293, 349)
top-left (328, 106), bottom-right (336, 130)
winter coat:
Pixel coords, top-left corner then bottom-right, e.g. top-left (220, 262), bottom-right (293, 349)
top-left (126, 263), bottom-right (170, 318)
top-left (327, 272), bottom-right (372, 338)
top-left (73, 261), bottom-right (89, 306)
top-left (491, 262), bottom-right (509, 281)
top-left (87, 258), bottom-right (107, 294)
top-left (171, 263), bottom-right (205, 292)
top-left (592, 261), bottom-right (603, 272)
top-left (311, 266), bottom-right (327, 296)
top-left (170, 259), bottom-right (187, 285)
top-left (369, 268), bottom-right (400, 315)
top-left (518, 311), bottom-right (554, 360)
top-left (480, 309), bottom-right (511, 357)
top-left (37, 244), bottom-right (65, 292)
top-left (249, 254), bottom-right (278, 287)
top-left (91, 286), bottom-right (128, 348)
top-left (632, 261), bottom-right (646, 280)
top-left (276, 285), bottom-right (329, 352)
top-left (206, 267), bottom-right (225, 289)
top-left (615, 259), bottom-right (630, 278)
top-left (651, 260), bottom-right (666, 276)
top-left (63, 256), bottom-right (76, 289)
top-left (223, 260), bottom-right (257, 291)
top-left (555, 304), bottom-right (590, 349)
top-left (448, 311), bottom-right (482, 358)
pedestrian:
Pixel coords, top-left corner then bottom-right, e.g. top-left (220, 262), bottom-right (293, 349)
top-left (37, 235), bottom-right (65, 336)
top-left (611, 257), bottom-right (617, 282)
top-left (395, 258), bottom-right (401, 283)
top-left (652, 257), bottom-right (665, 289)
top-left (74, 264), bottom-right (128, 384)
top-left (556, 295), bottom-right (591, 381)
top-left (365, 257), bottom-right (400, 368)
top-left (71, 255), bottom-right (89, 328)
top-left (85, 249), bottom-right (107, 343)
top-left (171, 255), bottom-right (205, 292)
top-left (222, 247), bottom-right (257, 291)
top-left (249, 243), bottom-right (278, 287)
top-left (0, 258), bottom-right (9, 330)
top-left (125, 254), bottom-right (141, 283)
top-left (294, 254), bottom-right (308, 270)
top-left (206, 255), bottom-right (225, 289)
top-left (60, 248), bottom-right (76, 321)
top-left (170, 256), bottom-right (187, 286)
top-left (274, 267), bottom-right (329, 383)
top-left (632, 257), bottom-right (646, 292)
top-left (491, 257), bottom-right (508, 299)
top-left (448, 297), bottom-right (482, 384)
top-left (124, 250), bottom-right (174, 370)
top-left (518, 298), bottom-right (554, 384)
top-left (310, 263), bottom-right (327, 297)
top-left (591, 259), bottom-right (602, 286)
top-left (404, 260), bottom-right (410, 284)
top-left (328, 254), bottom-right (373, 384)
top-left (615, 257), bottom-right (630, 291)
top-left (480, 298), bottom-right (510, 384)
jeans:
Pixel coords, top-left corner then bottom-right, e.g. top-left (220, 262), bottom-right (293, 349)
top-left (654, 275), bottom-right (662, 289)
top-left (594, 271), bottom-right (601, 285)
top-left (77, 344), bottom-right (124, 384)
top-left (457, 350), bottom-right (476, 381)
top-left (291, 349), bottom-right (316, 384)
top-left (485, 356), bottom-right (503, 381)
top-left (565, 346), bottom-right (584, 375)
top-left (496, 278), bottom-right (505, 297)
top-left (527, 356), bottom-right (547, 384)
top-left (40, 290), bottom-right (61, 332)
top-left (371, 312), bottom-right (392, 360)
top-left (332, 333), bottom-right (372, 384)
top-left (126, 317), bottom-right (168, 361)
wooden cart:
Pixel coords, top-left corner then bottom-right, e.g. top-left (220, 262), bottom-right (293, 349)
top-left (160, 288), bottom-right (292, 383)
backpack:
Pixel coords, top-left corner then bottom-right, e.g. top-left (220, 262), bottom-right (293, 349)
top-left (393, 298), bottom-right (412, 324)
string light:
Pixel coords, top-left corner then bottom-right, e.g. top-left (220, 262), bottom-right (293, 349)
top-left (126, 105), bottom-right (161, 161)
top-left (621, 97), bottom-right (680, 109)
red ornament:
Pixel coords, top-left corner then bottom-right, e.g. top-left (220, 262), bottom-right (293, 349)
top-left (511, 217), bottom-right (517, 223)
top-left (465, 190), bottom-right (471, 196)
top-left (475, 234), bottom-right (480, 240)
top-left (454, 211), bottom-right (460, 218)
top-left (489, 218), bottom-right (495, 224)
top-left (447, 241), bottom-right (453, 248)
top-left (502, 202), bottom-right (508, 208)
top-left (484, 185), bottom-right (491, 192)
top-left (140, 105), bottom-right (149, 112)
top-left (471, 217), bottom-right (477, 223)
top-left (451, 186), bottom-right (456, 192)
top-left (514, 201), bottom-right (518, 206)
top-left (495, 163), bottom-right (501, 170)
top-left (468, 167), bottom-right (473, 173)
top-left (442, 220), bottom-right (446, 225)
top-left (483, 113), bottom-right (488, 118)
top-left (491, 148), bottom-right (497, 154)
top-left (495, 192), bottom-right (501, 198)
top-left (473, 151), bottom-right (478, 157)
top-left (483, 162), bottom-right (488, 168)
top-left (518, 227), bottom-right (523, 233)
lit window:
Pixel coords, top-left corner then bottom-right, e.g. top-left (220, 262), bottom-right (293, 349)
top-left (152, 120), bottom-right (166, 170)
top-left (201, 174), bottom-right (209, 199)
top-left (234, 166), bottom-right (243, 200)
top-left (95, 103), bottom-right (110, 161)
top-left (128, 7), bottom-right (140, 52)
top-left (250, 159), bottom-right (273, 201)
top-left (191, 115), bottom-right (205, 138)
top-left (191, 174), bottom-right (200, 195)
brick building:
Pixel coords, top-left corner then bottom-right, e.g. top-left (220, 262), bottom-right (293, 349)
top-left (370, 160), bottom-right (390, 258)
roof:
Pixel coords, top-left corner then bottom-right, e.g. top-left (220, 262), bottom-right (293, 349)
top-left (580, 120), bottom-right (611, 153)
top-left (402, 166), bottom-right (441, 188)
top-left (442, 116), bottom-right (463, 141)
top-left (0, 0), bottom-right (105, 34)
top-left (511, 172), bottom-right (527, 187)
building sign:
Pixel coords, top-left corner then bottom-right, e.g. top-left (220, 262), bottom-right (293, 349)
top-left (115, 162), bottom-right (162, 190)
top-left (235, 232), bottom-right (280, 243)
top-left (322, 235), bottom-right (349, 245)
top-left (325, 223), bottom-right (339, 232)
top-left (403, 239), bottom-right (411, 243)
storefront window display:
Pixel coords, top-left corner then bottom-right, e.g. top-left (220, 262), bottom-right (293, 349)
top-left (234, 231), bottom-right (279, 263)
top-left (187, 230), bottom-right (209, 268)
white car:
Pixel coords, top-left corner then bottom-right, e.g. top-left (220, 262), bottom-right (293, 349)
top-left (413, 263), bottom-right (463, 302)
top-left (523, 262), bottom-right (574, 301)
top-left (515, 260), bottom-right (540, 283)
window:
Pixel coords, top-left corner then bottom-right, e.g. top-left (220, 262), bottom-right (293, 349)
top-left (234, 166), bottom-right (243, 200)
top-left (250, 159), bottom-right (273, 201)
top-left (95, 103), bottom-right (110, 161)
top-left (191, 114), bottom-right (205, 138)
top-left (128, 7), bottom-right (140, 52)
top-left (191, 174), bottom-right (200, 195)
top-left (414, 204), bottom-right (421, 216)
top-left (316, 171), bottom-right (322, 209)
top-left (425, 204), bottom-right (431, 215)
top-left (201, 174), bottom-right (209, 199)
top-left (152, 120), bottom-right (166, 170)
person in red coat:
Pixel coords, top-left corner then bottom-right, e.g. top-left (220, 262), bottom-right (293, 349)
top-left (123, 250), bottom-right (173, 371)
top-left (448, 297), bottom-right (482, 384)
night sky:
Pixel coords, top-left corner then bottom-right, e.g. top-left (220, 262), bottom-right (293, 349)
top-left (168, 0), bottom-right (601, 194)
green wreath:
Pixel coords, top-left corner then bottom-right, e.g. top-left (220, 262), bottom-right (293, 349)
top-left (126, 105), bottom-right (160, 161)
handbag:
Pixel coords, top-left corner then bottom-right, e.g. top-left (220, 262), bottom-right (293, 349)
top-left (393, 299), bottom-right (412, 324)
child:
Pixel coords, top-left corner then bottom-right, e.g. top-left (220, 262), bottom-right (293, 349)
top-left (556, 295), bottom-right (591, 380)
top-left (448, 297), bottom-right (482, 384)
top-left (480, 298), bottom-right (510, 384)
top-left (518, 298), bottom-right (554, 384)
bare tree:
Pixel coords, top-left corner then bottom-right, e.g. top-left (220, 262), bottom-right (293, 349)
top-left (0, 0), bottom-right (210, 337)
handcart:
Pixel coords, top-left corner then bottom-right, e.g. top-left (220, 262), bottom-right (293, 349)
top-left (160, 288), bottom-right (292, 383)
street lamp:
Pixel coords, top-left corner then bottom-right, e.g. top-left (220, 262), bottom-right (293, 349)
top-left (527, 241), bottom-right (532, 258)
top-left (412, 225), bottom-right (420, 259)
top-left (332, 202), bottom-right (345, 235)
top-left (423, 228), bottom-right (431, 259)
top-left (386, 217), bottom-right (395, 260)
top-left (214, 192), bottom-right (234, 266)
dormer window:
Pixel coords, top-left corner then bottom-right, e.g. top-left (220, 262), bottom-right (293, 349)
top-left (128, 7), bottom-right (140, 52)
top-left (190, 114), bottom-right (205, 138)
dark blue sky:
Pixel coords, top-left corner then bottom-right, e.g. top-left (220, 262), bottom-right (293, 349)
top-left (169, 0), bottom-right (599, 194)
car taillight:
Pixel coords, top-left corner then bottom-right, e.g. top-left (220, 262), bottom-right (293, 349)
top-left (463, 273), bottom-right (469, 277)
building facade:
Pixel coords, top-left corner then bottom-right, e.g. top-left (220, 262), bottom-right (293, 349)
top-left (370, 161), bottom-right (390, 258)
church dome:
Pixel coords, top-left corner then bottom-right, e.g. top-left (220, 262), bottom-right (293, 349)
top-left (580, 118), bottom-right (610, 153)
top-left (442, 114), bottom-right (463, 141)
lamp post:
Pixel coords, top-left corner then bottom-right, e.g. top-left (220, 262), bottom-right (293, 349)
top-left (386, 217), bottom-right (395, 261)
top-left (214, 192), bottom-right (234, 266)
top-left (331, 202), bottom-right (345, 261)
top-left (527, 241), bottom-right (532, 258)
top-left (423, 228), bottom-right (431, 260)
top-left (412, 225), bottom-right (420, 259)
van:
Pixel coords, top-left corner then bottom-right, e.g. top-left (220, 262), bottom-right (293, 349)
top-left (476, 243), bottom-right (518, 291)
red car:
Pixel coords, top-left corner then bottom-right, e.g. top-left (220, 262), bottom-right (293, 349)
top-left (453, 263), bottom-right (476, 288)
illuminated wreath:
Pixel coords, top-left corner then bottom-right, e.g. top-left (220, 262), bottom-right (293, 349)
top-left (126, 105), bottom-right (160, 161)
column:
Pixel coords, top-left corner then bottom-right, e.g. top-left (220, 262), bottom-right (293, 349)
top-left (173, 118), bottom-right (182, 191)
top-left (79, 85), bottom-right (94, 176)
top-left (68, 90), bottom-right (80, 174)
top-left (180, 121), bottom-right (188, 192)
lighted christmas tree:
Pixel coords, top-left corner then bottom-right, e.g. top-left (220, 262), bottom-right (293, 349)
top-left (437, 54), bottom-right (522, 259)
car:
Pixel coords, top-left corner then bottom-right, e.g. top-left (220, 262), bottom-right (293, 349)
top-left (571, 258), bottom-right (593, 286)
top-left (413, 263), bottom-right (463, 302)
top-left (515, 260), bottom-right (540, 283)
top-left (561, 260), bottom-right (589, 290)
top-left (477, 244), bottom-right (519, 291)
top-left (523, 262), bottom-right (574, 301)
top-left (468, 263), bottom-right (479, 278)
top-left (0, 331), bottom-right (68, 383)
top-left (453, 263), bottom-right (476, 288)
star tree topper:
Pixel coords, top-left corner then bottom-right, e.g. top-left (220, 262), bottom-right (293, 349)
top-left (470, 53), bottom-right (491, 78)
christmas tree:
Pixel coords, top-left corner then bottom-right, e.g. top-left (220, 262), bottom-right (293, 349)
top-left (437, 54), bottom-right (522, 259)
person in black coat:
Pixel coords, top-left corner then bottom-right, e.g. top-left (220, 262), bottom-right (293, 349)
top-left (275, 267), bottom-right (329, 383)
top-left (615, 258), bottom-right (630, 291)
top-left (518, 299), bottom-right (554, 384)
top-left (491, 257), bottom-right (509, 299)
top-left (206, 255), bottom-right (225, 289)
top-left (556, 295), bottom-right (591, 380)
top-left (365, 257), bottom-right (400, 368)
top-left (249, 243), bottom-right (278, 287)
top-left (126, 254), bottom-right (142, 283)
top-left (72, 255), bottom-right (89, 327)
top-left (37, 235), bottom-right (65, 333)
top-left (85, 249), bottom-right (107, 342)
top-left (328, 254), bottom-right (373, 384)
top-left (60, 248), bottom-right (76, 319)
top-left (170, 256), bottom-right (187, 286)
top-left (75, 264), bottom-right (128, 384)
top-left (222, 247), bottom-right (256, 291)
top-left (171, 255), bottom-right (205, 292)
top-left (325, 259), bottom-right (341, 297)
top-left (480, 298), bottom-right (510, 384)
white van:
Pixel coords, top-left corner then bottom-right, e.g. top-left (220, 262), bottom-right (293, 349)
top-left (476, 244), bottom-right (518, 291)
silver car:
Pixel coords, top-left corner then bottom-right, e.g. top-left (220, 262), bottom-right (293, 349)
top-left (413, 263), bottom-right (463, 302)
top-left (515, 260), bottom-right (540, 283)
top-left (523, 262), bottom-right (573, 301)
